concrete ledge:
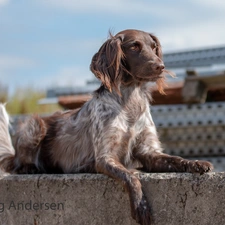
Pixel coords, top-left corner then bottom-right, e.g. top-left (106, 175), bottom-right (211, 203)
top-left (0, 173), bottom-right (224, 225)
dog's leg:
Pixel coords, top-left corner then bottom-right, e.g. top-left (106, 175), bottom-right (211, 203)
top-left (135, 128), bottom-right (213, 174)
top-left (137, 151), bottom-right (213, 174)
top-left (96, 157), bottom-right (151, 225)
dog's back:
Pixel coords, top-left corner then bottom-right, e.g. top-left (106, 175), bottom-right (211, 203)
top-left (0, 102), bottom-right (98, 174)
top-left (39, 108), bottom-right (96, 174)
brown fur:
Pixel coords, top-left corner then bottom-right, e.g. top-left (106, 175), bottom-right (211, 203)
top-left (0, 29), bottom-right (213, 225)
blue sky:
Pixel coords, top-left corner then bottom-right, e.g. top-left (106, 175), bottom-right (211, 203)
top-left (1, 0), bottom-right (225, 95)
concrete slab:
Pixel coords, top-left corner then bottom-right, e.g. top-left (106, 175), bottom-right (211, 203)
top-left (0, 173), bottom-right (224, 225)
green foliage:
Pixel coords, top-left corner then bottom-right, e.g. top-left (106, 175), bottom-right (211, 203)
top-left (0, 83), bottom-right (8, 103)
top-left (1, 86), bottom-right (61, 115)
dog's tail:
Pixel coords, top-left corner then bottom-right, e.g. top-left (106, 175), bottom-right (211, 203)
top-left (0, 103), bottom-right (15, 173)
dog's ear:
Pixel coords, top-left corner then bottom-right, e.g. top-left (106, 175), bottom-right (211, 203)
top-left (149, 34), bottom-right (166, 94)
top-left (149, 33), bottom-right (163, 59)
top-left (90, 33), bottom-right (124, 95)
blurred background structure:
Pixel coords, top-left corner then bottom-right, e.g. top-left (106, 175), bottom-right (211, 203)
top-left (1, 0), bottom-right (225, 171)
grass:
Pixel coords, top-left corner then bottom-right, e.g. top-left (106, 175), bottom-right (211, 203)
top-left (1, 85), bottom-right (61, 115)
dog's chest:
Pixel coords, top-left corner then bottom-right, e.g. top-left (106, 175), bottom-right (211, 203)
top-left (122, 110), bottom-right (154, 166)
top-left (124, 97), bottom-right (147, 126)
top-left (130, 111), bottom-right (148, 134)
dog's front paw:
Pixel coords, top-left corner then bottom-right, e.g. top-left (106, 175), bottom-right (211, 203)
top-left (188, 160), bottom-right (213, 174)
top-left (133, 195), bottom-right (152, 225)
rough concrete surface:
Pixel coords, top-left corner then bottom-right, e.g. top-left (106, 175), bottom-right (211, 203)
top-left (0, 173), bottom-right (224, 225)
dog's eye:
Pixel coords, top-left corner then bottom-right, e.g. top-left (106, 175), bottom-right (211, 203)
top-left (130, 43), bottom-right (140, 51)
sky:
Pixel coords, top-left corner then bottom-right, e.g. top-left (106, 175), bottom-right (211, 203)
top-left (1, 0), bottom-right (225, 95)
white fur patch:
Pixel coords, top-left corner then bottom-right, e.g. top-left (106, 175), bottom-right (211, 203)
top-left (0, 103), bottom-right (10, 126)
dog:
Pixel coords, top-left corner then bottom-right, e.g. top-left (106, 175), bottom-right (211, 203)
top-left (0, 29), bottom-right (213, 225)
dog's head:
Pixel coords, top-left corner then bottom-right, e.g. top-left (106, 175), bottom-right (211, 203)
top-left (90, 29), bottom-right (173, 95)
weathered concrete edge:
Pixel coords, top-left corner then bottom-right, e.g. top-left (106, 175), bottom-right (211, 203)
top-left (0, 172), bottom-right (224, 225)
top-left (0, 171), bottom-right (220, 181)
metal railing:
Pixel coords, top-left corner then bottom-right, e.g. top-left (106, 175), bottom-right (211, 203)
top-left (152, 102), bottom-right (225, 171)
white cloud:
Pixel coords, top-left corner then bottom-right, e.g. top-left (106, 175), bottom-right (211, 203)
top-left (0, 55), bottom-right (36, 90)
top-left (0, 55), bottom-right (36, 70)
top-left (0, 0), bottom-right (9, 7)
top-left (0, 55), bottom-right (37, 94)
top-left (37, 0), bottom-right (179, 17)
top-left (131, 1), bottom-right (225, 53)
top-left (34, 38), bottom-right (102, 57)
top-left (43, 66), bottom-right (93, 89)
top-left (146, 12), bottom-right (225, 52)
top-left (35, 0), bottom-right (225, 53)
top-left (194, 0), bottom-right (225, 9)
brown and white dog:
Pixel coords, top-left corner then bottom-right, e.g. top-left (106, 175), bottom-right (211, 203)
top-left (0, 29), bottom-right (213, 225)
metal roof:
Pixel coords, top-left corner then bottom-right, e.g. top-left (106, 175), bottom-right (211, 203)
top-left (163, 46), bottom-right (225, 68)
top-left (46, 84), bottom-right (100, 98)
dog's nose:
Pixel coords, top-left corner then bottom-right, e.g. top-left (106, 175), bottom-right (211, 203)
top-left (155, 63), bottom-right (165, 72)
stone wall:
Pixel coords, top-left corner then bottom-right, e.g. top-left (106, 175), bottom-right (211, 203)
top-left (0, 173), bottom-right (224, 225)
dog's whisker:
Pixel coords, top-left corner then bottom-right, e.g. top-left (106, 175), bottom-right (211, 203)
top-left (163, 69), bottom-right (176, 78)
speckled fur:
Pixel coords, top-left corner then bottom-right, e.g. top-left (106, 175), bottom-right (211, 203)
top-left (0, 30), bottom-right (213, 225)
